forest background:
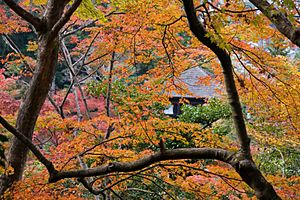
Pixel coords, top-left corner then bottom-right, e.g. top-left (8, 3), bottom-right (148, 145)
top-left (0, 0), bottom-right (299, 199)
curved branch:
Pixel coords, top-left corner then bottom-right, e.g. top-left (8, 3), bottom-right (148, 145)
top-left (78, 177), bottom-right (106, 197)
top-left (3, 0), bottom-right (43, 31)
top-left (0, 116), bottom-right (55, 173)
top-left (0, 115), bottom-right (233, 185)
top-left (182, 1), bottom-right (281, 199)
top-left (50, 148), bottom-right (233, 182)
top-left (183, 0), bottom-right (250, 155)
top-left (0, 114), bottom-right (278, 199)
top-left (249, 0), bottom-right (300, 47)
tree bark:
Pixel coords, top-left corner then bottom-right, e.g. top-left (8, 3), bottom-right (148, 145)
top-left (0, 33), bottom-right (59, 194)
top-left (249, 0), bottom-right (300, 47)
top-left (0, 0), bottom-right (82, 195)
top-left (0, 115), bottom-right (282, 199)
top-left (0, 0), bottom-right (289, 198)
top-left (182, 0), bottom-right (281, 199)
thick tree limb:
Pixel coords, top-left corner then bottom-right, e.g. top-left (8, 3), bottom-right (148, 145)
top-left (183, 0), bottom-right (250, 156)
top-left (3, 0), bottom-right (43, 31)
top-left (0, 113), bottom-right (279, 199)
top-left (0, 0), bottom-right (84, 195)
top-left (0, 116), bottom-right (55, 173)
top-left (249, 0), bottom-right (300, 47)
top-left (49, 148), bottom-right (233, 182)
top-left (0, 114), bottom-right (235, 185)
top-left (50, 0), bottom-right (83, 38)
top-left (0, 1), bottom-right (65, 193)
top-left (182, 1), bottom-right (281, 199)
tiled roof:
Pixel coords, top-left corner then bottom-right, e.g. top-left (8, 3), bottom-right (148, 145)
top-left (172, 67), bottom-right (217, 98)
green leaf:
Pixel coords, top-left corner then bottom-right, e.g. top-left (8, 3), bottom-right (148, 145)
top-left (76, 0), bottom-right (107, 22)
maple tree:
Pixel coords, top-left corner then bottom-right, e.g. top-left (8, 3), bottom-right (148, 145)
top-left (0, 0), bottom-right (83, 194)
top-left (0, 0), bottom-right (299, 199)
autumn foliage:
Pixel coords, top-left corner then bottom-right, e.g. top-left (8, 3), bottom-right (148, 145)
top-left (0, 0), bottom-right (299, 199)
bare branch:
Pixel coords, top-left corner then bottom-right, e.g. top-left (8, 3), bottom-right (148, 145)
top-left (160, 163), bottom-right (242, 181)
top-left (82, 52), bottom-right (111, 67)
top-left (132, 174), bottom-right (177, 200)
top-left (59, 79), bottom-right (75, 114)
top-left (104, 52), bottom-right (116, 139)
top-left (62, 11), bottom-right (126, 38)
top-left (207, 2), bottom-right (258, 14)
top-left (2, 34), bottom-right (34, 72)
top-left (75, 31), bottom-right (101, 75)
top-left (63, 20), bottom-right (98, 38)
top-left (60, 38), bottom-right (91, 119)
top-left (47, 94), bottom-right (64, 118)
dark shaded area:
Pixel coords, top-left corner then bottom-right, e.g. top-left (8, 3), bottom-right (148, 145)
top-left (168, 97), bottom-right (205, 117)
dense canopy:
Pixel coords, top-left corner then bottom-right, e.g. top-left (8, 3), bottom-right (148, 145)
top-left (0, 0), bottom-right (299, 199)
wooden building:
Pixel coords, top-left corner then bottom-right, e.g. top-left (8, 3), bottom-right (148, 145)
top-left (164, 67), bottom-right (217, 117)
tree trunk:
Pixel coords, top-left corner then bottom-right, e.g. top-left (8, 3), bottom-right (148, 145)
top-left (0, 0), bottom-right (82, 195)
top-left (0, 31), bottom-right (59, 196)
top-left (182, 0), bottom-right (281, 199)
